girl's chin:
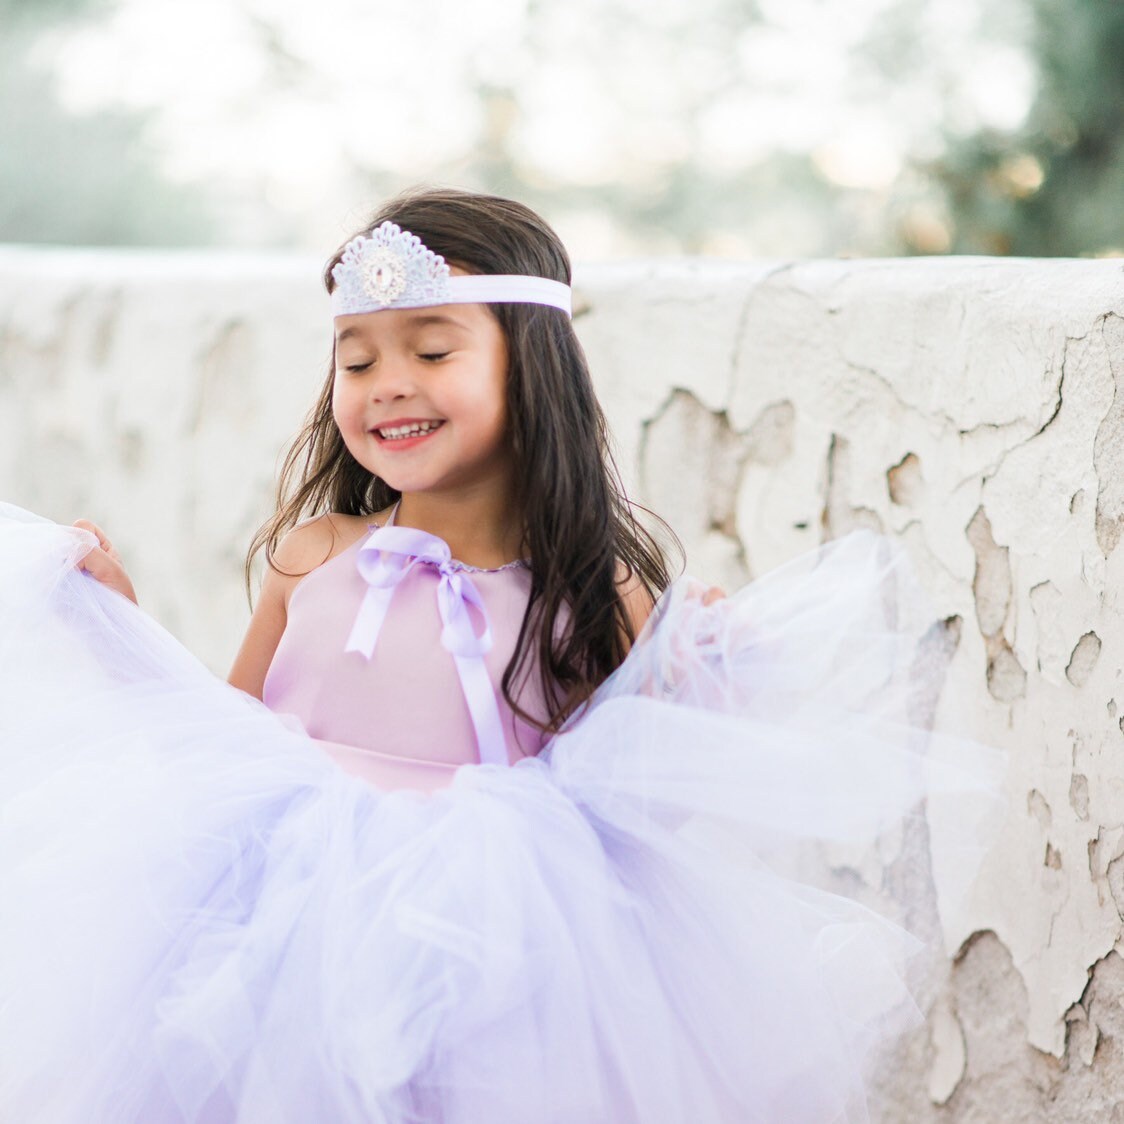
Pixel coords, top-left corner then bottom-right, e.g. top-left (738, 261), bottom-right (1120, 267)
top-left (364, 468), bottom-right (444, 495)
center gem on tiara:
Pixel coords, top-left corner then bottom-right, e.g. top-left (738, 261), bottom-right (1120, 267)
top-left (361, 249), bottom-right (407, 304)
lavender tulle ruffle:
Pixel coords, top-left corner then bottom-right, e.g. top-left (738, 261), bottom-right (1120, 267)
top-left (0, 504), bottom-right (1002, 1123)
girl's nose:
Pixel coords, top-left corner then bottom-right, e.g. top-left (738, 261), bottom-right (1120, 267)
top-left (367, 356), bottom-right (414, 402)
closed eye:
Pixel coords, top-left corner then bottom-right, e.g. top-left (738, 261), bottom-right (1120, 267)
top-left (344, 362), bottom-right (372, 373)
top-left (419, 352), bottom-right (450, 362)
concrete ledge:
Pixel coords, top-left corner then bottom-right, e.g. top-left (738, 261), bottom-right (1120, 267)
top-left (4, 247), bottom-right (1124, 1117)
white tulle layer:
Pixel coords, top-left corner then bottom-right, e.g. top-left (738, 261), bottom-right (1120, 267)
top-left (0, 506), bottom-right (1002, 1124)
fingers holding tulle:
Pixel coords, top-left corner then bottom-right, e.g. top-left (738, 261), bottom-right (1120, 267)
top-left (72, 519), bottom-right (121, 562)
top-left (72, 521), bottom-right (137, 604)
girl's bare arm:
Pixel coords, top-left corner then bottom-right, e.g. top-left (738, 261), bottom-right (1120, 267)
top-left (228, 515), bottom-right (352, 699)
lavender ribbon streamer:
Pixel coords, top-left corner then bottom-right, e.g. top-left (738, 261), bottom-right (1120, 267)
top-left (344, 525), bottom-right (509, 767)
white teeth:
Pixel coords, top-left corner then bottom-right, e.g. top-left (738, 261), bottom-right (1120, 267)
top-left (378, 421), bottom-right (441, 440)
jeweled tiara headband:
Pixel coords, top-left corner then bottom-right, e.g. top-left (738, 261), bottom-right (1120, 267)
top-left (330, 221), bottom-right (572, 319)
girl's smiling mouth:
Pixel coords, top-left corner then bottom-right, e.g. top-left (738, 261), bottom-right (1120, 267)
top-left (371, 419), bottom-right (445, 444)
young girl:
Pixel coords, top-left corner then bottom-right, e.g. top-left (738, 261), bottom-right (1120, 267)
top-left (0, 188), bottom-right (998, 1123)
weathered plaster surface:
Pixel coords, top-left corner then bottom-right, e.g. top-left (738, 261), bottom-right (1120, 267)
top-left (3, 247), bottom-right (1124, 1118)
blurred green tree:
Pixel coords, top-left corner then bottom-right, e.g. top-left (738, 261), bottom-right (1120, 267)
top-left (0, 0), bottom-right (214, 245)
top-left (932, 0), bottom-right (1124, 255)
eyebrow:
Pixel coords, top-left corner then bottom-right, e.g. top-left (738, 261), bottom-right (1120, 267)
top-left (335, 314), bottom-right (473, 343)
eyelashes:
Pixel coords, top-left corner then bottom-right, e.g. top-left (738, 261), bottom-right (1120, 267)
top-left (342, 353), bottom-right (451, 373)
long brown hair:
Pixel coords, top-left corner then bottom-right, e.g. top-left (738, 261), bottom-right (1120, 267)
top-left (248, 186), bottom-right (677, 731)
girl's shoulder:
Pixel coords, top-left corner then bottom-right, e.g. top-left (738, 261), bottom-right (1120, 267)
top-left (230, 509), bottom-right (394, 698)
top-left (615, 561), bottom-right (657, 640)
top-left (270, 510), bottom-right (390, 592)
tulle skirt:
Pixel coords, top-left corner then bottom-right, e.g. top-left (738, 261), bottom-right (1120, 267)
top-left (0, 505), bottom-right (1002, 1123)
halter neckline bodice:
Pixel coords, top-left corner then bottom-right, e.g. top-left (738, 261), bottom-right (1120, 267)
top-left (262, 511), bottom-right (553, 778)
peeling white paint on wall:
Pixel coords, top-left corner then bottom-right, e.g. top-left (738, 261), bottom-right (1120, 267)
top-left (3, 248), bottom-right (1124, 1119)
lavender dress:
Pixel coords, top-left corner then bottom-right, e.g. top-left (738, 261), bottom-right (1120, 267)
top-left (0, 503), bottom-right (1002, 1124)
top-left (263, 514), bottom-right (554, 792)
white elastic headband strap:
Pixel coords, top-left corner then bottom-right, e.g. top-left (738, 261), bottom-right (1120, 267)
top-left (330, 221), bottom-right (572, 319)
top-left (430, 274), bottom-right (571, 313)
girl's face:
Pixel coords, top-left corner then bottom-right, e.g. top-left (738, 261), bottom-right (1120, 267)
top-left (331, 296), bottom-right (511, 503)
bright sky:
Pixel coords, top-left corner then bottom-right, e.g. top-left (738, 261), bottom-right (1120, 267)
top-left (32, 0), bottom-right (1036, 255)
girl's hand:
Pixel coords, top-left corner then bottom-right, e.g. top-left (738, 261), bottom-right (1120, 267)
top-left (700, 586), bottom-right (726, 606)
top-left (73, 520), bottom-right (138, 605)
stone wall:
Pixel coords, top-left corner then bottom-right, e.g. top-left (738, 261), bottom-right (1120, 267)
top-left (3, 246), bottom-right (1124, 1118)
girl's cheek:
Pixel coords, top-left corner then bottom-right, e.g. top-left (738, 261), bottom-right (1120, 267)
top-left (330, 380), bottom-right (351, 428)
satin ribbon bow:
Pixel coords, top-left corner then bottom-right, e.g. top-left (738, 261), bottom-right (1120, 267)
top-left (344, 525), bottom-right (509, 767)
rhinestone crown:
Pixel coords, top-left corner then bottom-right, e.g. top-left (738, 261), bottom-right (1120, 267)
top-left (330, 221), bottom-right (572, 318)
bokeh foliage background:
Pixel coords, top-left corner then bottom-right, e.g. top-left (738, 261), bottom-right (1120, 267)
top-left (1, 0), bottom-right (1121, 257)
